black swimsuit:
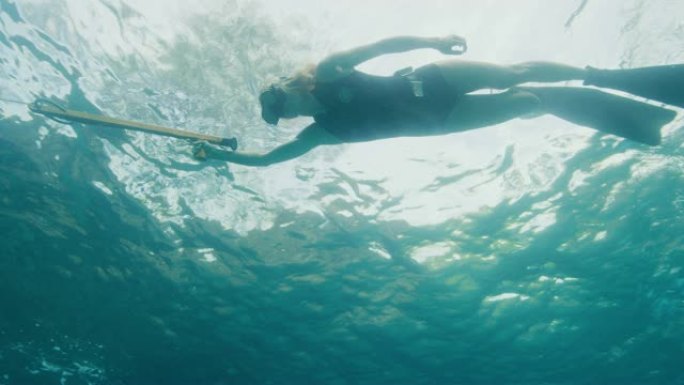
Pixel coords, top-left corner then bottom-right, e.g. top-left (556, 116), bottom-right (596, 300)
top-left (311, 64), bottom-right (459, 142)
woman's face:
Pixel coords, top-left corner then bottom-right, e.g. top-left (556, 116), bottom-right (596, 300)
top-left (259, 79), bottom-right (311, 124)
top-left (280, 91), bottom-right (302, 119)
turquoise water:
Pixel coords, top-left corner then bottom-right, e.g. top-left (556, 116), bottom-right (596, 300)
top-left (1, 0), bottom-right (684, 384)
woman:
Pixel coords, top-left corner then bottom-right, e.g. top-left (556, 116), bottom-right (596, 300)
top-left (193, 35), bottom-right (680, 167)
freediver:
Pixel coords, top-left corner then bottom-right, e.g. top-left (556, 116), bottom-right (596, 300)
top-left (193, 35), bottom-right (683, 166)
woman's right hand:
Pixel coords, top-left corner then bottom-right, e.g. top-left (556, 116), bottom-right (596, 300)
top-left (193, 141), bottom-right (214, 161)
top-left (434, 35), bottom-right (467, 55)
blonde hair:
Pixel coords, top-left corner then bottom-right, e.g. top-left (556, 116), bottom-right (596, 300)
top-left (280, 64), bottom-right (316, 94)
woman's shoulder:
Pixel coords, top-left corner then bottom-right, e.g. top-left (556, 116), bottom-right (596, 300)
top-left (315, 57), bottom-right (357, 83)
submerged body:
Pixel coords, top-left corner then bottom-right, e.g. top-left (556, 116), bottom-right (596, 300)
top-left (194, 35), bottom-right (681, 167)
top-left (311, 64), bottom-right (458, 142)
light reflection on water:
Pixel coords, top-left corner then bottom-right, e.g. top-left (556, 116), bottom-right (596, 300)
top-left (1, 0), bottom-right (684, 384)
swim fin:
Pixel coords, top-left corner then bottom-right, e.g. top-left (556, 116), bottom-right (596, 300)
top-left (521, 86), bottom-right (677, 145)
top-left (584, 64), bottom-right (684, 108)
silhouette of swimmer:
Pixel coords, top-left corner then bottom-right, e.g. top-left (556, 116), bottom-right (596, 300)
top-left (193, 35), bottom-right (682, 166)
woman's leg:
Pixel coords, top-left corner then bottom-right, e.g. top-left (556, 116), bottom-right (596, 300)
top-left (442, 86), bottom-right (676, 145)
top-left (585, 64), bottom-right (684, 108)
top-left (442, 89), bottom-right (542, 133)
top-left (433, 60), bottom-right (587, 94)
top-left (519, 86), bottom-right (675, 145)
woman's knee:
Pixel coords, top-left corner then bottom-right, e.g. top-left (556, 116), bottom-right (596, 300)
top-left (509, 61), bottom-right (585, 83)
top-left (445, 90), bottom-right (542, 131)
top-left (508, 89), bottom-right (543, 118)
top-left (507, 88), bottom-right (542, 112)
top-left (508, 63), bottom-right (541, 83)
top-left (434, 60), bottom-right (522, 92)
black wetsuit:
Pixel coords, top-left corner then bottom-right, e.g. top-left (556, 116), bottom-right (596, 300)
top-left (311, 65), bottom-right (459, 142)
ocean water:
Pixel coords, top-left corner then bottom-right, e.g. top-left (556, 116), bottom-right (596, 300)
top-left (1, 0), bottom-right (684, 384)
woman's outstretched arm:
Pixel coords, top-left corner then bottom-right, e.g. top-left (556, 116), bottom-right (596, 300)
top-left (194, 123), bottom-right (339, 167)
top-left (317, 35), bottom-right (467, 79)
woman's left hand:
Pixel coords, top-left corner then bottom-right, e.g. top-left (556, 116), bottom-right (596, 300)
top-left (434, 35), bottom-right (467, 55)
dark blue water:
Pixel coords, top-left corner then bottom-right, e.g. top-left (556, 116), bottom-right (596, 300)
top-left (1, 1), bottom-right (684, 384)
